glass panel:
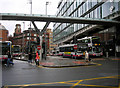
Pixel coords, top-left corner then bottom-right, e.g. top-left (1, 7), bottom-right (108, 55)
top-left (93, 46), bottom-right (102, 53)
top-left (102, 2), bottom-right (110, 18)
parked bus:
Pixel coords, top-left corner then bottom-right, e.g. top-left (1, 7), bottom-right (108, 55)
top-left (58, 36), bottom-right (103, 59)
top-left (77, 36), bottom-right (103, 57)
top-left (59, 44), bottom-right (83, 58)
top-left (0, 41), bottom-right (12, 64)
top-left (12, 45), bottom-right (21, 57)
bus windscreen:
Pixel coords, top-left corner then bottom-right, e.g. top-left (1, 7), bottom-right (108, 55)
top-left (0, 43), bottom-right (10, 55)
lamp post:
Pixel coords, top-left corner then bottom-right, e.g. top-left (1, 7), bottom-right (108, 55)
top-left (29, 0), bottom-right (32, 28)
top-left (28, 0), bottom-right (32, 53)
top-left (44, 1), bottom-right (50, 60)
top-left (46, 2), bottom-right (49, 15)
top-left (22, 22), bottom-right (25, 59)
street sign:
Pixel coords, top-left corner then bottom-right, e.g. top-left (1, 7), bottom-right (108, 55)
top-left (37, 45), bottom-right (41, 50)
top-left (74, 45), bottom-right (77, 50)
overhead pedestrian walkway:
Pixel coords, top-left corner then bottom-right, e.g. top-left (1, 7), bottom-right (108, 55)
top-left (0, 13), bottom-right (120, 25)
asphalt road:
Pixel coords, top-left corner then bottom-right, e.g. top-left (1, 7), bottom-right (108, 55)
top-left (2, 57), bottom-right (120, 88)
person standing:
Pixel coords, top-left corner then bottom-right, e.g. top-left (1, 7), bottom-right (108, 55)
top-left (85, 51), bottom-right (89, 62)
top-left (28, 52), bottom-right (32, 64)
top-left (35, 51), bottom-right (39, 66)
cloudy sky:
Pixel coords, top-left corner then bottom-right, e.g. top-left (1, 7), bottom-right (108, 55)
top-left (0, 0), bottom-right (60, 36)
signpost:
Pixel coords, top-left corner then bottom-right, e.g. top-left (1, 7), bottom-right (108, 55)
top-left (74, 45), bottom-right (77, 50)
top-left (37, 45), bottom-right (41, 50)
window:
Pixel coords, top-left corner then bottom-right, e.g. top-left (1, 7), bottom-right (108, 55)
top-left (27, 37), bottom-right (29, 40)
top-left (34, 38), bottom-right (36, 41)
top-left (34, 34), bottom-right (37, 36)
top-left (84, 39), bottom-right (90, 43)
top-left (27, 33), bottom-right (29, 36)
top-left (102, 2), bottom-right (111, 18)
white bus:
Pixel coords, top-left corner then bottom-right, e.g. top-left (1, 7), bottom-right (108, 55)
top-left (12, 45), bottom-right (21, 57)
top-left (59, 44), bottom-right (83, 58)
top-left (0, 41), bottom-right (12, 63)
top-left (77, 36), bottom-right (103, 57)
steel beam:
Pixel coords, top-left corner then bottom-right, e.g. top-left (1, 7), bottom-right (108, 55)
top-left (32, 21), bottom-right (40, 35)
top-left (41, 22), bottom-right (50, 36)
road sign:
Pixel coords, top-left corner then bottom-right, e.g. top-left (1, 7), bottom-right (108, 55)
top-left (74, 45), bottom-right (77, 50)
top-left (37, 45), bottom-right (41, 50)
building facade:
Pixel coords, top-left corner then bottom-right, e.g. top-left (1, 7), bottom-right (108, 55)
top-left (13, 24), bottom-right (22, 46)
top-left (13, 24), bottom-right (39, 53)
top-left (0, 23), bottom-right (8, 41)
top-left (46, 29), bottom-right (58, 54)
top-left (12, 24), bottom-right (56, 54)
top-left (53, 0), bottom-right (120, 57)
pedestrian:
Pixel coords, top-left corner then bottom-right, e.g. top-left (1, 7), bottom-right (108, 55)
top-left (7, 51), bottom-right (14, 66)
top-left (28, 52), bottom-right (32, 64)
top-left (85, 51), bottom-right (89, 62)
top-left (35, 51), bottom-right (39, 66)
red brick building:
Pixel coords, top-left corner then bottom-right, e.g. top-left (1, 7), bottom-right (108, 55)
top-left (12, 24), bottom-right (56, 54)
top-left (13, 24), bottom-right (22, 46)
top-left (0, 23), bottom-right (8, 41)
top-left (12, 24), bottom-right (40, 53)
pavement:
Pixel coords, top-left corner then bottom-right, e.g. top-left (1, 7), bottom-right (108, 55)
top-left (14, 56), bottom-right (100, 68)
top-left (39, 56), bottom-right (99, 68)
top-left (14, 55), bottom-right (120, 68)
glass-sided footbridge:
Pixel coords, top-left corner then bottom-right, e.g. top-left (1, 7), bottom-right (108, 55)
top-left (0, 13), bottom-right (120, 25)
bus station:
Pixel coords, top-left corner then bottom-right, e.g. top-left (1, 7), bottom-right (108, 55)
top-left (0, 0), bottom-right (120, 88)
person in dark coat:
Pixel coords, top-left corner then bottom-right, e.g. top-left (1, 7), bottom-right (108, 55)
top-left (7, 51), bottom-right (14, 66)
top-left (28, 52), bottom-right (32, 63)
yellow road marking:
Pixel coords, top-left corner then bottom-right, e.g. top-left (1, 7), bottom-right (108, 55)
top-left (70, 80), bottom-right (83, 88)
top-left (4, 80), bottom-right (79, 87)
top-left (4, 75), bottom-right (120, 88)
top-left (38, 65), bottom-right (46, 68)
top-left (79, 84), bottom-right (118, 88)
top-left (83, 75), bottom-right (120, 81)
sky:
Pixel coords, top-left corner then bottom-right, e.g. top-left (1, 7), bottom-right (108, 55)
top-left (0, 0), bottom-right (60, 36)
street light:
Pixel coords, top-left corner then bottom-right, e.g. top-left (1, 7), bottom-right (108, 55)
top-left (28, 0), bottom-right (32, 53)
top-left (28, 0), bottom-right (32, 28)
top-left (44, 1), bottom-right (50, 60)
top-left (46, 2), bottom-right (49, 15)
top-left (22, 22), bottom-right (25, 59)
